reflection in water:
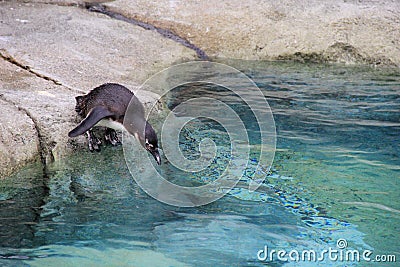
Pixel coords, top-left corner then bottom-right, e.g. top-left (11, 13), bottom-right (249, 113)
top-left (0, 62), bottom-right (399, 266)
top-left (0, 163), bottom-right (46, 249)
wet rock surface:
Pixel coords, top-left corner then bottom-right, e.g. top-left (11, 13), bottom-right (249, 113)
top-left (1, 0), bottom-right (399, 176)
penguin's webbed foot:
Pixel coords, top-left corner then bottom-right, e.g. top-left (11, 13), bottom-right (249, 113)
top-left (105, 128), bottom-right (121, 146)
top-left (86, 130), bottom-right (102, 152)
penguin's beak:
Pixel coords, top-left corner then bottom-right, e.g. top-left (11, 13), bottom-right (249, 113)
top-left (151, 149), bottom-right (161, 165)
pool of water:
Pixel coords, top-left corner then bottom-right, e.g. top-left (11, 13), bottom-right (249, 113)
top-left (0, 61), bottom-right (399, 266)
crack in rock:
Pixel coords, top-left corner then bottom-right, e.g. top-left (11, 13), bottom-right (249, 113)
top-left (0, 95), bottom-right (50, 225)
top-left (0, 94), bottom-right (49, 167)
top-left (0, 51), bottom-right (62, 86)
top-left (85, 3), bottom-right (209, 60)
top-left (0, 50), bottom-right (84, 94)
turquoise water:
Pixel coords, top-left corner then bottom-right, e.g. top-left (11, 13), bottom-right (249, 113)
top-left (0, 62), bottom-right (399, 266)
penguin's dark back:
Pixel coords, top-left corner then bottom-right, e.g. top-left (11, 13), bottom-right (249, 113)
top-left (75, 83), bottom-right (134, 120)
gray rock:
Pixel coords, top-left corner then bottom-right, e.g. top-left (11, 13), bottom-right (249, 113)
top-left (105, 0), bottom-right (400, 66)
top-left (0, 2), bottom-right (197, 90)
top-left (0, 97), bottom-right (40, 178)
top-left (0, 57), bottom-right (81, 173)
top-left (0, 1), bottom-right (196, 177)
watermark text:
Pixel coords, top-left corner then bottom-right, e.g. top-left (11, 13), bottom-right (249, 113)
top-left (257, 239), bottom-right (397, 263)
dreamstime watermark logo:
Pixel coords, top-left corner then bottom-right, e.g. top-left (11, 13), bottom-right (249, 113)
top-left (122, 61), bottom-right (276, 207)
top-left (257, 238), bottom-right (397, 263)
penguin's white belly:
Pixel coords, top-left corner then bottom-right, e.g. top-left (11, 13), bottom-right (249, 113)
top-left (96, 118), bottom-right (127, 132)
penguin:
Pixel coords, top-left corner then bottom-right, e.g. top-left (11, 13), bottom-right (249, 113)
top-left (68, 83), bottom-right (161, 165)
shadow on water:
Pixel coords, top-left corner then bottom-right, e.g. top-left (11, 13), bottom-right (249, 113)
top-left (0, 61), bottom-right (399, 266)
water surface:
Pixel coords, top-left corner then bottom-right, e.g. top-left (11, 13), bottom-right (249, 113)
top-left (0, 61), bottom-right (398, 266)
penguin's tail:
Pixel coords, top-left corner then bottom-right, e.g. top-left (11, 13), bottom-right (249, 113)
top-left (74, 95), bottom-right (86, 116)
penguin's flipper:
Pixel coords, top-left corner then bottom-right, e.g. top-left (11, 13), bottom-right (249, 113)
top-left (68, 106), bottom-right (114, 137)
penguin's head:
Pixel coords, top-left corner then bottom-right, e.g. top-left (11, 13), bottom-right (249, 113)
top-left (126, 120), bottom-right (161, 165)
top-left (144, 123), bottom-right (161, 165)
